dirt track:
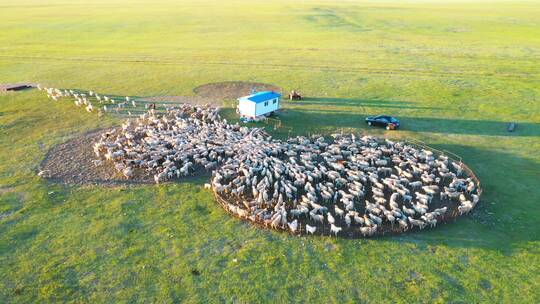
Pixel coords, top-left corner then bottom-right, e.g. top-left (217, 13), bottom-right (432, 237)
top-left (38, 129), bottom-right (155, 185)
top-left (38, 129), bottom-right (213, 186)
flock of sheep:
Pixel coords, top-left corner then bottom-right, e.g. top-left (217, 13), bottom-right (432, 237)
top-left (211, 133), bottom-right (480, 237)
top-left (39, 85), bottom-right (143, 116)
top-left (39, 86), bottom-right (481, 237)
top-left (93, 105), bottom-right (266, 183)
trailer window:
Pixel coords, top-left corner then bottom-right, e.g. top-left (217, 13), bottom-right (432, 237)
top-left (264, 101), bottom-right (268, 106)
top-left (273, 99), bottom-right (277, 104)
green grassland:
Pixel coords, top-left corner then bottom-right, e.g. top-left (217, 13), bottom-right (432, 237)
top-left (1, 0), bottom-right (539, 302)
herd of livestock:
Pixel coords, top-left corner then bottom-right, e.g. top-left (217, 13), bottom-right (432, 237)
top-left (39, 86), bottom-right (481, 237)
top-left (39, 85), bottom-right (144, 115)
top-left (211, 133), bottom-right (480, 237)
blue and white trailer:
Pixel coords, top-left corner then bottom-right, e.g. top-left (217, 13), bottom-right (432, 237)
top-left (237, 91), bottom-right (281, 119)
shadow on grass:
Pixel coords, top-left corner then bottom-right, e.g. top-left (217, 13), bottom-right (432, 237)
top-left (219, 105), bottom-right (539, 252)
top-left (275, 107), bottom-right (539, 137)
top-left (381, 144), bottom-right (539, 253)
top-left (400, 116), bottom-right (540, 137)
top-left (298, 97), bottom-right (446, 111)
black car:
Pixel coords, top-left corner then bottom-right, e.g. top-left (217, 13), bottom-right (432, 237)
top-left (365, 115), bottom-right (400, 130)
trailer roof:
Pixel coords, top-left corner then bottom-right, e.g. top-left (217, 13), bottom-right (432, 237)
top-left (239, 91), bottom-right (281, 104)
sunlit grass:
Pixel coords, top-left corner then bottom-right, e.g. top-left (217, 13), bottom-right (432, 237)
top-left (0, 0), bottom-right (539, 302)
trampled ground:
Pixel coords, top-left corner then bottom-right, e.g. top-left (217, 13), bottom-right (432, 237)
top-left (0, 0), bottom-right (539, 302)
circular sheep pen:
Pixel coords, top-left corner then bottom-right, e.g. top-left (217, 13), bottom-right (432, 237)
top-left (193, 81), bottom-right (281, 99)
top-left (36, 86), bottom-right (481, 237)
top-left (211, 136), bottom-right (482, 238)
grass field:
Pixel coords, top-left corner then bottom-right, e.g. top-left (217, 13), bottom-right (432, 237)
top-left (1, 0), bottom-right (539, 302)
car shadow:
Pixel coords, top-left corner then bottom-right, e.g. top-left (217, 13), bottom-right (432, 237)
top-left (277, 100), bottom-right (539, 137)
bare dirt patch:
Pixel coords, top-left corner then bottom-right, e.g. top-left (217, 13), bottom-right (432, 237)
top-left (193, 81), bottom-right (281, 99)
top-left (39, 129), bottom-right (154, 185)
top-left (38, 129), bottom-right (210, 186)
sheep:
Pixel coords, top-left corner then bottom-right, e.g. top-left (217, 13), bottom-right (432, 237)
top-left (122, 167), bottom-right (134, 179)
top-left (369, 213), bottom-right (382, 225)
top-left (37, 170), bottom-right (50, 177)
top-left (327, 213), bottom-right (335, 225)
top-left (402, 194), bottom-right (412, 203)
top-left (402, 206), bottom-right (415, 216)
top-left (344, 214), bottom-right (351, 227)
top-left (270, 214), bottom-right (282, 228)
top-left (422, 186), bottom-right (437, 195)
top-left (471, 194), bottom-right (480, 205)
top-left (330, 224), bottom-right (342, 236)
top-left (415, 192), bottom-right (431, 203)
top-left (458, 202), bottom-right (473, 215)
top-left (360, 225), bottom-right (377, 237)
top-left (288, 219), bottom-right (298, 233)
top-left (397, 219), bottom-right (408, 231)
top-left (408, 217), bottom-right (426, 229)
top-left (306, 224), bottom-right (317, 235)
top-left (351, 214), bottom-right (363, 225)
top-left (433, 207), bottom-right (447, 216)
top-left (334, 206), bottom-right (345, 218)
top-left (412, 203), bottom-right (427, 215)
top-left (310, 212), bottom-right (324, 223)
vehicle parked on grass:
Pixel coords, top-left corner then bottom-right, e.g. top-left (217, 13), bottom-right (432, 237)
top-left (365, 115), bottom-right (400, 130)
